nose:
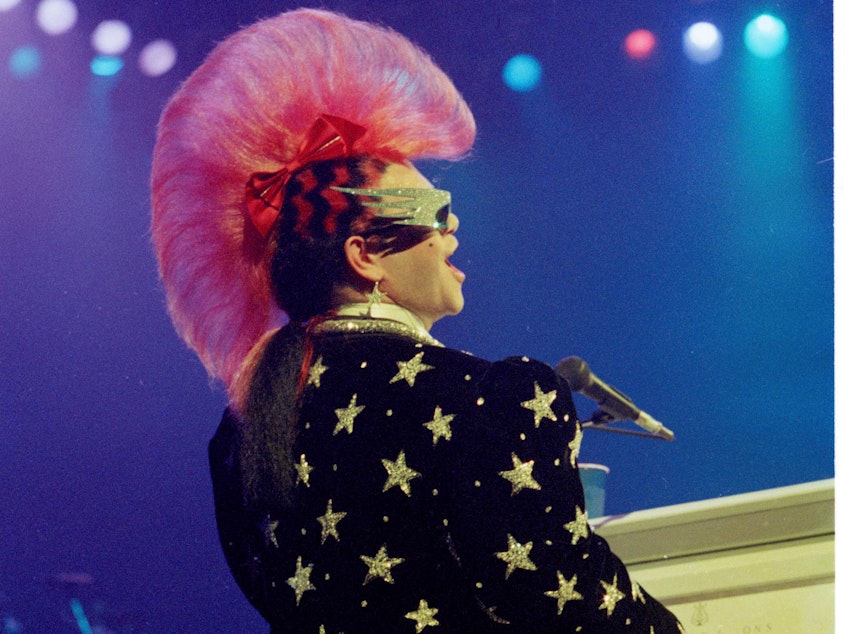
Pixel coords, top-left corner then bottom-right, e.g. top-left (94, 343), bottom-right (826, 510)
top-left (446, 212), bottom-right (459, 234)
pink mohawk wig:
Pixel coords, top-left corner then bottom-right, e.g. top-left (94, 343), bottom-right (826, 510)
top-left (151, 9), bottom-right (475, 402)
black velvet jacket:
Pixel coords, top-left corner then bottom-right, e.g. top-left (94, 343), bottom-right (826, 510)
top-left (209, 322), bottom-right (682, 632)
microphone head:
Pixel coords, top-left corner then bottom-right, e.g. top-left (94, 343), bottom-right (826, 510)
top-left (555, 356), bottom-right (591, 391)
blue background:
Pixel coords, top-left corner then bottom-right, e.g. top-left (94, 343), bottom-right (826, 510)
top-left (0, 0), bottom-right (833, 631)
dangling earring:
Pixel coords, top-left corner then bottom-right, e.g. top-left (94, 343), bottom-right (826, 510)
top-left (366, 280), bottom-right (386, 315)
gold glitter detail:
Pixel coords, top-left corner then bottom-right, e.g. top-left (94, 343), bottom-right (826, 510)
top-left (476, 397), bottom-right (485, 406)
top-left (565, 505), bottom-right (590, 545)
top-left (286, 556), bottom-right (316, 605)
top-left (306, 356), bottom-right (328, 388)
top-left (545, 506), bottom-right (552, 513)
top-left (423, 406), bottom-right (455, 446)
top-left (311, 317), bottom-right (443, 347)
top-left (442, 518), bottom-right (449, 526)
top-left (520, 382), bottom-right (558, 427)
top-left (568, 423), bottom-right (583, 467)
top-left (554, 458), bottom-right (561, 467)
top-left (464, 374), bottom-right (472, 381)
top-left (432, 489), bottom-right (439, 496)
top-left (405, 599), bottom-right (440, 632)
top-left (262, 516), bottom-right (279, 548)
top-left (475, 582), bottom-right (483, 589)
top-left (360, 361), bottom-right (368, 369)
top-left (325, 573), bottom-right (331, 581)
top-left (383, 515), bottom-right (389, 523)
top-left (390, 351), bottom-right (434, 387)
top-left (360, 544), bottom-right (405, 584)
top-left (474, 480), bottom-right (481, 487)
top-left (545, 539), bottom-right (553, 545)
top-left (599, 573), bottom-right (625, 616)
top-left (301, 528), bottom-right (307, 535)
top-left (317, 499), bottom-right (347, 544)
top-left (334, 393), bottom-right (365, 435)
top-left (563, 413), bottom-right (570, 423)
top-left (386, 409), bottom-right (393, 416)
top-left (495, 533), bottom-right (538, 578)
top-left (632, 580), bottom-right (646, 604)
top-left (294, 454), bottom-right (313, 488)
top-left (332, 464), bottom-right (338, 471)
top-left (498, 452), bottom-right (542, 495)
top-left (521, 356), bottom-right (530, 362)
top-left (366, 281), bottom-right (386, 307)
top-left (305, 422), bottom-right (311, 430)
top-left (361, 600), bottom-right (368, 607)
top-left (382, 450), bottom-right (421, 496)
top-left (544, 571), bottom-right (583, 614)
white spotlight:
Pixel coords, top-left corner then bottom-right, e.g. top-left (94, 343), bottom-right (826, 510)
top-left (36, 0), bottom-right (78, 35)
top-left (138, 39), bottom-right (177, 77)
top-left (683, 22), bottom-right (723, 64)
top-left (91, 19), bottom-right (132, 55)
top-left (0, 0), bottom-right (23, 12)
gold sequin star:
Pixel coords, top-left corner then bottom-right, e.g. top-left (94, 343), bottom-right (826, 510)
top-left (306, 355), bottom-right (328, 388)
top-left (286, 556), bottom-right (316, 605)
top-left (565, 505), bottom-right (590, 545)
top-left (317, 499), bottom-right (347, 544)
top-left (360, 544), bottom-right (405, 584)
top-left (261, 515), bottom-right (279, 548)
top-left (495, 533), bottom-right (538, 579)
top-left (498, 452), bottom-right (542, 495)
top-left (405, 599), bottom-right (440, 632)
top-left (423, 406), bottom-right (455, 446)
top-left (389, 351), bottom-right (434, 387)
top-left (632, 580), bottom-right (646, 604)
top-left (334, 393), bottom-right (365, 435)
top-left (366, 281), bottom-right (386, 307)
top-left (544, 571), bottom-right (584, 614)
top-left (294, 453), bottom-right (313, 488)
top-left (381, 450), bottom-right (421, 497)
top-left (599, 573), bottom-right (626, 616)
top-left (520, 382), bottom-right (558, 427)
top-left (568, 422), bottom-right (583, 467)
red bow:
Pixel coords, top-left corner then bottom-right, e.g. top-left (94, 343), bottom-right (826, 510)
top-left (245, 114), bottom-right (367, 238)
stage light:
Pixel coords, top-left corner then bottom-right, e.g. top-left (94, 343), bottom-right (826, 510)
top-left (91, 19), bottom-right (132, 55)
top-left (9, 45), bottom-right (41, 78)
top-left (744, 14), bottom-right (788, 59)
top-left (138, 39), bottom-right (177, 77)
top-left (90, 54), bottom-right (123, 76)
top-left (682, 22), bottom-right (723, 64)
top-left (0, 0), bottom-right (22, 11)
top-left (35, 0), bottom-right (77, 35)
top-left (502, 54), bottom-right (542, 92)
top-left (624, 29), bottom-right (657, 60)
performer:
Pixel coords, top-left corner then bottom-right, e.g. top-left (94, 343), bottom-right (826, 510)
top-left (151, 8), bottom-right (683, 633)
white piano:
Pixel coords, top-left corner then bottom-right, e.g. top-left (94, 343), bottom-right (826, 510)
top-left (594, 479), bottom-right (834, 633)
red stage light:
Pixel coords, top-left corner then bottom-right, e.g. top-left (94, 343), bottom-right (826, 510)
top-left (624, 29), bottom-right (657, 60)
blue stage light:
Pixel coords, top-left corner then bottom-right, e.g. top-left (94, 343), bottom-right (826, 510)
top-left (90, 54), bottom-right (123, 76)
top-left (744, 14), bottom-right (788, 59)
top-left (502, 54), bottom-right (542, 92)
top-left (9, 45), bottom-right (42, 78)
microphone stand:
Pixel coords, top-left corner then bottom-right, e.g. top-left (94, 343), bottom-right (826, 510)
top-left (581, 410), bottom-right (672, 441)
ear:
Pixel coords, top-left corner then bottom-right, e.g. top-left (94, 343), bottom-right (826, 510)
top-left (344, 235), bottom-right (385, 283)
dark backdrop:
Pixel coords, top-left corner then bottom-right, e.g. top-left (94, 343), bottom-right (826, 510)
top-left (0, 0), bottom-right (832, 631)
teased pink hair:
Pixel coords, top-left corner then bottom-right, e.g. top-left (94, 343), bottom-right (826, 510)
top-left (151, 9), bottom-right (475, 402)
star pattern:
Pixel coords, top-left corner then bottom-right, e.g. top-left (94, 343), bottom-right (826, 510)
top-left (390, 351), bottom-right (434, 387)
top-left (495, 533), bottom-right (538, 579)
top-left (211, 334), bottom-right (681, 631)
top-left (568, 423), bottom-right (583, 467)
top-left (564, 505), bottom-right (590, 545)
top-left (599, 573), bottom-right (626, 617)
top-left (423, 406), bottom-right (455, 446)
top-left (286, 556), bottom-right (316, 605)
top-left (334, 393), bottom-right (365, 435)
top-left (381, 450), bottom-right (421, 496)
top-left (307, 356), bottom-right (328, 388)
top-left (498, 452), bottom-right (542, 495)
top-left (317, 499), bottom-right (347, 544)
top-left (544, 571), bottom-right (584, 614)
top-left (405, 599), bottom-right (440, 632)
top-left (520, 382), bottom-right (558, 427)
top-left (360, 544), bottom-right (405, 584)
top-left (294, 453), bottom-right (314, 488)
top-left (366, 282), bottom-right (387, 308)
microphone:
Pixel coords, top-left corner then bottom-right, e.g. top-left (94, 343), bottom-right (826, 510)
top-left (555, 356), bottom-right (675, 441)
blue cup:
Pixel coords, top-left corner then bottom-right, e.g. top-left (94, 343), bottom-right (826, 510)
top-left (578, 463), bottom-right (610, 519)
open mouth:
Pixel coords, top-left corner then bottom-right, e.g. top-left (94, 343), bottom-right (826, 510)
top-left (445, 258), bottom-right (466, 282)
